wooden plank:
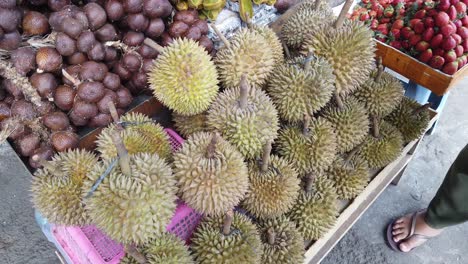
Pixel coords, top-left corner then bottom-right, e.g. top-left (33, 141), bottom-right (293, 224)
top-left (376, 41), bottom-right (468, 96)
top-left (304, 140), bottom-right (418, 263)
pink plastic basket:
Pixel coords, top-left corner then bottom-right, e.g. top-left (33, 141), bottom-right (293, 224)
top-left (48, 128), bottom-right (202, 264)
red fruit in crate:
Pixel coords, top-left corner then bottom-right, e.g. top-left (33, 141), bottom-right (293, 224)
top-left (424, 17), bottom-right (435, 28)
top-left (452, 33), bottom-right (462, 44)
top-left (457, 26), bottom-right (468, 38)
top-left (414, 10), bottom-right (427, 19)
top-left (451, 0), bottom-right (460, 5)
top-left (384, 5), bottom-right (394, 17)
top-left (416, 41), bottom-right (430, 52)
top-left (360, 12), bottom-right (370, 21)
top-left (441, 24), bottom-right (456, 37)
top-left (431, 33), bottom-right (444, 48)
top-left (414, 21), bottom-right (426, 34)
top-left (369, 10), bottom-right (377, 17)
top-left (462, 40), bottom-right (468, 51)
top-left (409, 34), bottom-right (422, 46)
top-left (448, 6), bottom-right (457, 20)
top-left (455, 2), bottom-right (467, 14)
top-left (419, 49), bottom-right (433, 63)
top-left (454, 19), bottom-right (463, 28)
top-left (442, 61), bottom-right (459, 74)
top-left (461, 55), bottom-right (468, 67)
top-left (377, 23), bottom-right (389, 35)
top-left (462, 16), bottom-right (468, 26)
top-left (370, 19), bottom-right (379, 29)
top-left (381, 18), bottom-right (391, 23)
top-left (392, 19), bottom-right (404, 30)
top-left (390, 40), bottom-right (403, 49)
top-left (422, 28), bottom-right (435, 41)
top-left (391, 28), bottom-right (401, 39)
top-left (434, 48), bottom-right (446, 56)
top-left (442, 36), bottom-right (457, 50)
top-left (429, 55), bottom-right (445, 69)
top-left (424, 0), bottom-right (436, 10)
top-left (401, 27), bottom-right (414, 39)
top-left (455, 45), bottom-right (464, 56)
top-left (401, 40), bottom-right (410, 49)
top-left (409, 18), bottom-right (422, 28)
top-left (427, 9), bottom-right (439, 17)
top-left (436, 12), bottom-right (450, 26)
top-left (444, 50), bottom-right (457, 62)
top-left (438, 0), bottom-right (451, 11)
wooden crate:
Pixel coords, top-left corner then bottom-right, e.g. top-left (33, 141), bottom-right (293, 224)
top-left (303, 109), bottom-right (438, 264)
top-left (376, 41), bottom-right (468, 96)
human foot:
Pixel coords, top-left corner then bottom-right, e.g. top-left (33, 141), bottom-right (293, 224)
top-left (387, 211), bottom-right (443, 252)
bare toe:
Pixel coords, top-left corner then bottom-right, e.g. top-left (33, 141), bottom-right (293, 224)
top-left (394, 233), bottom-right (408, 242)
top-left (392, 228), bottom-right (404, 236)
top-left (399, 241), bottom-right (412, 252)
top-left (393, 222), bottom-right (406, 230)
top-left (395, 218), bottom-right (404, 224)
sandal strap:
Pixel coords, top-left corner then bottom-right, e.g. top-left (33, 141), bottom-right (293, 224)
top-left (411, 233), bottom-right (432, 241)
top-left (408, 212), bottom-right (418, 238)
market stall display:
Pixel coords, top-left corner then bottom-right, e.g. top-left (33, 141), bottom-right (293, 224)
top-left (0, 0), bottom-right (441, 263)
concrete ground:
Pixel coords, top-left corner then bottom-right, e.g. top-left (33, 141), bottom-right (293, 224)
top-left (1, 80), bottom-right (467, 264)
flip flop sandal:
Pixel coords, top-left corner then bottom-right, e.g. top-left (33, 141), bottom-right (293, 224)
top-left (386, 211), bottom-right (432, 252)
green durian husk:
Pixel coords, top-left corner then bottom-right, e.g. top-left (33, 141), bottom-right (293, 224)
top-left (327, 156), bottom-right (370, 200)
top-left (172, 112), bottom-right (212, 138)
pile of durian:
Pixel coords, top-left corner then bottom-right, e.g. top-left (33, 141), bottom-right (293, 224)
top-left (30, 0), bottom-right (432, 263)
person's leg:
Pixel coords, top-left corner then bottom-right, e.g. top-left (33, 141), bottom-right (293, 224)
top-left (390, 143), bottom-right (468, 252)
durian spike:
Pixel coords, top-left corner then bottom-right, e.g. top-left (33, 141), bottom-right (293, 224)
top-left (143, 38), bottom-right (165, 54)
top-left (305, 173), bottom-right (316, 193)
top-left (260, 140), bottom-right (272, 172)
top-left (267, 227), bottom-right (276, 245)
top-left (303, 114), bottom-right (311, 136)
top-left (412, 103), bottom-right (431, 116)
top-left (375, 57), bottom-right (384, 82)
top-left (239, 74), bottom-right (250, 109)
top-left (303, 52), bottom-right (314, 72)
top-left (372, 115), bottom-right (380, 138)
top-left (206, 132), bottom-right (219, 158)
top-left (0, 60), bottom-right (42, 107)
top-left (223, 209), bottom-right (234, 235)
top-left (125, 244), bottom-right (148, 264)
top-left (282, 42), bottom-right (291, 59)
top-left (334, 0), bottom-right (354, 28)
top-left (334, 93), bottom-right (344, 109)
top-left (61, 69), bottom-right (81, 87)
top-left (111, 130), bottom-right (132, 176)
top-left (210, 24), bottom-right (231, 48)
top-left (314, 0), bottom-right (322, 10)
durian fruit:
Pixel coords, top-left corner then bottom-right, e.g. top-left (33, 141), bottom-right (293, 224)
top-left (327, 155), bottom-right (369, 200)
top-left (207, 76), bottom-right (279, 160)
top-left (321, 97), bottom-right (369, 153)
top-left (288, 175), bottom-right (338, 240)
top-left (83, 132), bottom-right (178, 245)
top-left (96, 112), bottom-right (172, 161)
top-left (31, 149), bottom-right (98, 226)
top-left (354, 60), bottom-right (404, 119)
top-left (191, 210), bottom-right (262, 263)
top-left (358, 120), bottom-right (403, 169)
top-left (214, 27), bottom-right (275, 89)
top-left (173, 132), bottom-right (249, 216)
top-left (172, 112), bottom-right (212, 138)
top-left (251, 25), bottom-right (284, 65)
top-left (257, 216), bottom-right (304, 264)
top-left (147, 38), bottom-right (219, 115)
top-left (267, 55), bottom-right (335, 123)
top-left (385, 97), bottom-right (431, 143)
top-left (301, 11), bottom-right (375, 97)
top-left (242, 141), bottom-right (301, 219)
top-left (120, 233), bottom-right (193, 264)
top-left (276, 115), bottom-right (337, 177)
top-left (281, 1), bottom-right (334, 49)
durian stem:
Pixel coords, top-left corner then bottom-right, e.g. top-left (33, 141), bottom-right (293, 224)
top-left (375, 57), bottom-right (384, 82)
top-left (372, 115), bottom-right (380, 138)
top-left (267, 228), bottom-right (276, 245)
top-left (0, 60), bottom-right (42, 107)
top-left (206, 133), bottom-right (218, 158)
top-left (334, 0), bottom-right (354, 28)
top-left (305, 173), bottom-right (315, 193)
top-left (412, 103), bottom-right (431, 116)
top-left (304, 52), bottom-right (314, 72)
top-left (344, 143), bottom-right (364, 166)
top-left (282, 42), bottom-right (291, 59)
top-left (260, 140), bottom-right (272, 172)
top-left (211, 24), bottom-right (231, 48)
top-left (303, 114), bottom-right (311, 136)
top-left (334, 93), bottom-right (344, 109)
top-left (111, 131), bottom-right (132, 177)
top-left (125, 245), bottom-right (147, 264)
top-left (239, 74), bottom-right (250, 109)
top-left (107, 102), bottom-right (123, 130)
top-left (143, 38), bottom-right (164, 54)
top-left (314, 0), bottom-right (322, 10)
top-left (62, 69), bottom-right (81, 87)
top-left (223, 209), bottom-right (234, 235)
